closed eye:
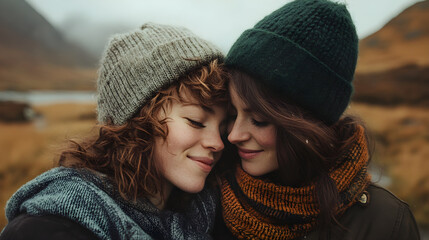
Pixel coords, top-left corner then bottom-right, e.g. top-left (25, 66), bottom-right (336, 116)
top-left (185, 118), bottom-right (205, 128)
top-left (251, 118), bottom-right (269, 127)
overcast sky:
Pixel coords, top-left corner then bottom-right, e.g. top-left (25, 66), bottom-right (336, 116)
top-left (26, 0), bottom-right (422, 55)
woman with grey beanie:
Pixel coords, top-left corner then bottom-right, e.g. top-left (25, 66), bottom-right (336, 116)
top-left (1, 22), bottom-right (228, 240)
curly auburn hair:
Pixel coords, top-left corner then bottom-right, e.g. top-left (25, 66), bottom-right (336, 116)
top-left (58, 59), bottom-right (228, 202)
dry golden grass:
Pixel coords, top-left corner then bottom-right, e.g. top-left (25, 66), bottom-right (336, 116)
top-left (0, 103), bottom-right (97, 228)
top-left (348, 103), bottom-right (429, 227)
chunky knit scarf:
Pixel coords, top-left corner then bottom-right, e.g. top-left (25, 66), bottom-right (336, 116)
top-left (5, 167), bottom-right (217, 240)
top-left (221, 125), bottom-right (371, 240)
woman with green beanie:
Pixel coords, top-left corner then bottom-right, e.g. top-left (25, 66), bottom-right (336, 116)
top-left (1, 23), bottom-right (228, 239)
top-left (215, 0), bottom-right (420, 239)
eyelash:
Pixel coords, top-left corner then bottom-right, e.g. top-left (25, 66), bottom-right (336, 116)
top-left (229, 114), bottom-right (269, 128)
top-left (251, 118), bottom-right (269, 127)
top-left (185, 118), bottom-right (205, 128)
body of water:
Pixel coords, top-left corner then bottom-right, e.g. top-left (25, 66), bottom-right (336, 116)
top-left (0, 91), bottom-right (96, 105)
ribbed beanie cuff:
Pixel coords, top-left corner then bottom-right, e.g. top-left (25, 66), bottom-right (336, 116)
top-left (226, 29), bottom-right (352, 124)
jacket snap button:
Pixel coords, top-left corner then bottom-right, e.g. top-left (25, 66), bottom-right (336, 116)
top-left (359, 193), bottom-right (367, 204)
top-left (358, 191), bottom-right (370, 206)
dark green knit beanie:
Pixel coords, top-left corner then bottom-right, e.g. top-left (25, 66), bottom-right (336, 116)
top-left (226, 0), bottom-right (358, 124)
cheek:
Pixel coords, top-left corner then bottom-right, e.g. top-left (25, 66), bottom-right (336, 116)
top-left (164, 122), bottom-right (199, 150)
top-left (256, 127), bottom-right (277, 149)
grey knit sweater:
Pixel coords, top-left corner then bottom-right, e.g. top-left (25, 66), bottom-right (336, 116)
top-left (4, 167), bottom-right (217, 240)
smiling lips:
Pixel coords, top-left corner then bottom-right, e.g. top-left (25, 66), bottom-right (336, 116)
top-left (237, 147), bottom-right (263, 160)
top-left (188, 156), bottom-right (214, 173)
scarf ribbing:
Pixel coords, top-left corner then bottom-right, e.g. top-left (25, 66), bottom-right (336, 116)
top-left (5, 167), bottom-right (217, 240)
top-left (220, 125), bottom-right (371, 240)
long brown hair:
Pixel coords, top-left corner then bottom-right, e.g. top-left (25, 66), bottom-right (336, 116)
top-left (226, 69), bottom-right (372, 235)
top-left (58, 59), bottom-right (228, 205)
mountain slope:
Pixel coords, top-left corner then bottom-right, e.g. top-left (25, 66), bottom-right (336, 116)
top-left (0, 0), bottom-right (96, 91)
top-left (353, 0), bottom-right (429, 107)
top-left (356, 0), bottom-right (429, 73)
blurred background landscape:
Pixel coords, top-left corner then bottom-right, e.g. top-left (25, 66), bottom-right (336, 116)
top-left (0, 0), bottom-right (428, 237)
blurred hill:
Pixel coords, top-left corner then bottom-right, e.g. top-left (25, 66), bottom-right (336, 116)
top-left (353, 0), bottom-right (429, 107)
top-left (0, 0), bottom-right (97, 91)
top-left (357, 0), bottom-right (429, 73)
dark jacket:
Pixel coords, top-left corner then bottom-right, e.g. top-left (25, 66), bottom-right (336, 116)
top-left (0, 214), bottom-right (97, 240)
top-left (214, 184), bottom-right (421, 240)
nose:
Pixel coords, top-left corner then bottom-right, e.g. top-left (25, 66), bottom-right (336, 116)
top-left (228, 118), bottom-right (250, 144)
top-left (202, 129), bottom-right (225, 152)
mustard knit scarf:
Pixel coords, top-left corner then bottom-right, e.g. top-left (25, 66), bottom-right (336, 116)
top-left (220, 125), bottom-right (371, 240)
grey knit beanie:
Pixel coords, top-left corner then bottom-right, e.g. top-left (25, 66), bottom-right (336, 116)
top-left (96, 22), bottom-right (223, 125)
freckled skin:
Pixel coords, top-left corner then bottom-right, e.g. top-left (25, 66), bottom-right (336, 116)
top-left (154, 96), bottom-right (226, 196)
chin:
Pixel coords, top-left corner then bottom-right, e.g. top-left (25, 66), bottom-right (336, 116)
top-left (242, 165), bottom-right (262, 177)
top-left (177, 180), bottom-right (205, 193)
top-left (241, 162), bottom-right (271, 177)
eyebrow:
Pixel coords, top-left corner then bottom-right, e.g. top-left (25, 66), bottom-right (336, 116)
top-left (202, 106), bottom-right (215, 114)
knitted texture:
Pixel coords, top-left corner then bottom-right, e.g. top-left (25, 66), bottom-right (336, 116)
top-left (4, 167), bottom-right (217, 240)
top-left (226, 0), bottom-right (358, 124)
top-left (220, 125), bottom-right (371, 239)
top-left (97, 22), bottom-right (223, 125)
